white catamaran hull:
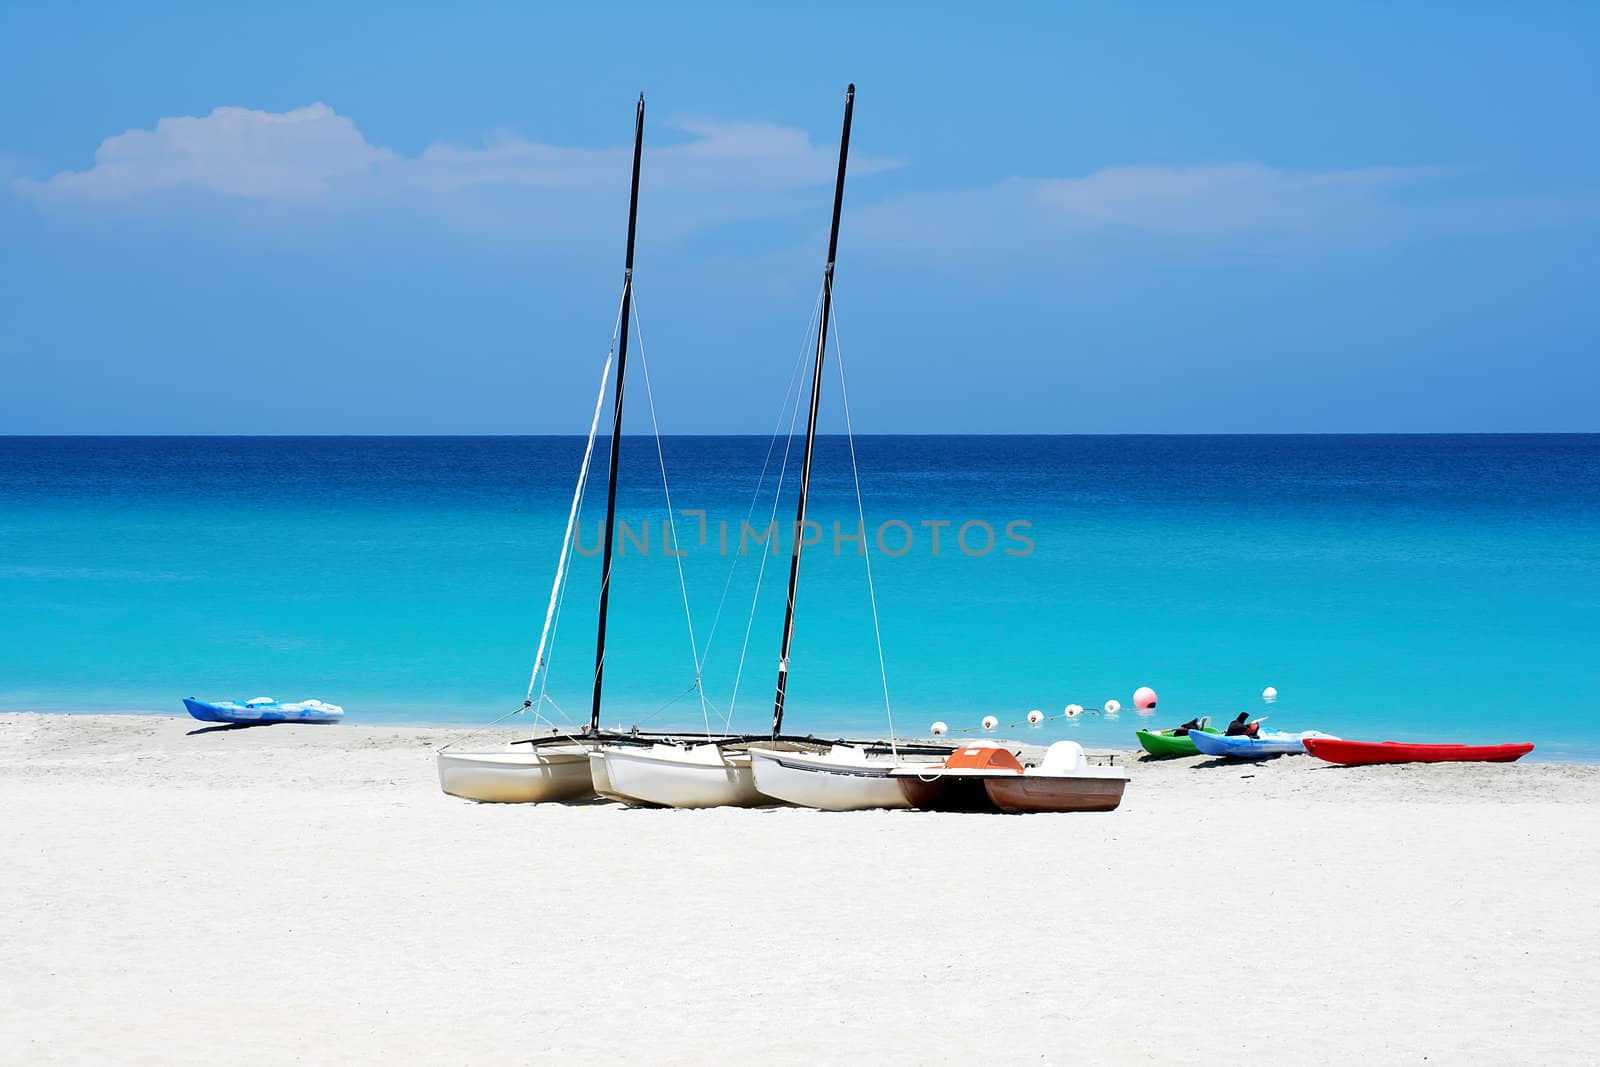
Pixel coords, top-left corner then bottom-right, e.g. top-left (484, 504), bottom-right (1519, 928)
top-left (748, 744), bottom-right (913, 811)
top-left (595, 744), bottom-right (770, 808)
top-left (588, 749), bottom-right (661, 805)
top-left (436, 747), bottom-right (596, 804)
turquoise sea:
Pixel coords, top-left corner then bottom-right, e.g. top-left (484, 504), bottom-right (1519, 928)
top-left (2, 435), bottom-right (1596, 758)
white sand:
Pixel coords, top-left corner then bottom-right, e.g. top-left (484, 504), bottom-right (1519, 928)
top-left (3, 713), bottom-right (1598, 1065)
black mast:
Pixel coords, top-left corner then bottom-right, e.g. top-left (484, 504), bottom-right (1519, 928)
top-left (590, 93), bottom-right (646, 733)
top-left (771, 84), bottom-right (855, 737)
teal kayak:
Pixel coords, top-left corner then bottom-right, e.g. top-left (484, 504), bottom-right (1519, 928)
top-left (1189, 729), bottom-right (1335, 758)
top-left (183, 697), bottom-right (344, 724)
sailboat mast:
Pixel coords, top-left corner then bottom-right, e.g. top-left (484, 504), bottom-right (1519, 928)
top-left (591, 93), bottom-right (646, 733)
top-left (771, 83), bottom-right (855, 737)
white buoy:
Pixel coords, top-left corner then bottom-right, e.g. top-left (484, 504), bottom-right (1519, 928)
top-left (1134, 686), bottom-right (1158, 709)
top-left (930, 721), bottom-right (948, 736)
top-left (1064, 704), bottom-right (1083, 718)
top-left (982, 715), bottom-right (999, 730)
top-left (1104, 699), bottom-right (1122, 714)
top-left (1262, 686), bottom-right (1278, 703)
top-left (1027, 709), bottom-right (1044, 724)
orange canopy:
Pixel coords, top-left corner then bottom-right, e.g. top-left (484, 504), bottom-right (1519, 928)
top-left (943, 746), bottom-right (1024, 772)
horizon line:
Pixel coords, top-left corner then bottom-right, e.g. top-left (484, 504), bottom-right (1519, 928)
top-left (2, 431), bottom-right (1597, 440)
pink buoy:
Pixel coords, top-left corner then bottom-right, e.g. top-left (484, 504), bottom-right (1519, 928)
top-left (1134, 686), bottom-right (1158, 710)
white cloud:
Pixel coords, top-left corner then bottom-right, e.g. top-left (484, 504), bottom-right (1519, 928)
top-left (1037, 163), bottom-right (1435, 235)
top-left (852, 163), bottom-right (1445, 257)
top-left (25, 108), bottom-right (1583, 254)
top-left (656, 119), bottom-right (886, 189)
top-left (28, 104), bottom-right (393, 199)
top-left (410, 119), bottom-right (895, 196)
top-left (17, 103), bottom-right (896, 219)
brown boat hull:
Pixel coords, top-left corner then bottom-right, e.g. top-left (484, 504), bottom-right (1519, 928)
top-left (897, 772), bottom-right (1127, 813)
top-left (896, 774), bottom-right (1000, 812)
top-left (983, 776), bottom-right (1126, 813)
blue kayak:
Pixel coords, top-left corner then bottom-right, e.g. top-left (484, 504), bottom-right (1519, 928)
top-left (183, 697), bottom-right (344, 725)
top-left (1189, 729), bottom-right (1335, 758)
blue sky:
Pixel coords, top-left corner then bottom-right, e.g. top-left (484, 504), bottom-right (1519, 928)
top-left (3, 1), bottom-right (1597, 433)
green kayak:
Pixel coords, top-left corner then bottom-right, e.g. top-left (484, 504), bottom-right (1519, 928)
top-left (1136, 724), bottom-right (1220, 758)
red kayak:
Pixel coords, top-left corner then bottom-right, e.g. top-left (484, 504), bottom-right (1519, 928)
top-left (1304, 738), bottom-right (1534, 765)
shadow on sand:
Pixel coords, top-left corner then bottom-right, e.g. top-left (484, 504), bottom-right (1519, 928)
top-left (1190, 754), bottom-right (1292, 770)
top-left (185, 722), bottom-right (283, 736)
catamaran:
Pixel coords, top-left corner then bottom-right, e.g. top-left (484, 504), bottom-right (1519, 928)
top-left (584, 84), bottom-right (952, 809)
top-left (738, 84), bottom-right (939, 810)
top-left (585, 82), bottom-right (856, 810)
top-left (436, 94), bottom-right (739, 804)
top-left (737, 85), bottom-right (1130, 814)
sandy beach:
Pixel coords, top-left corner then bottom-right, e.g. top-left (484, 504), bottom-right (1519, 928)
top-left (3, 712), bottom-right (1597, 1065)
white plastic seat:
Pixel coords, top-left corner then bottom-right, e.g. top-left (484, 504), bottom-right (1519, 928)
top-left (1036, 740), bottom-right (1089, 774)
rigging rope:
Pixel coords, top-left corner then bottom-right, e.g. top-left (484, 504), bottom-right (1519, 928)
top-left (522, 294), bottom-right (627, 717)
top-left (724, 286), bottom-right (824, 729)
top-left (533, 460), bottom-right (591, 727)
top-left (621, 286), bottom-right (822, 734)
top-left (828, 302), bottom-right (900, 755)
top-left (694, 286), bottom-right (824, 700)
top-left (533, 339), bottom-right (616, 731)
top-left (436, 701), bottom-right (550, 754)
top-left (628, 291), bottom-right (714, 739)
top-left (444, 294), bottom-right (625, 751)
